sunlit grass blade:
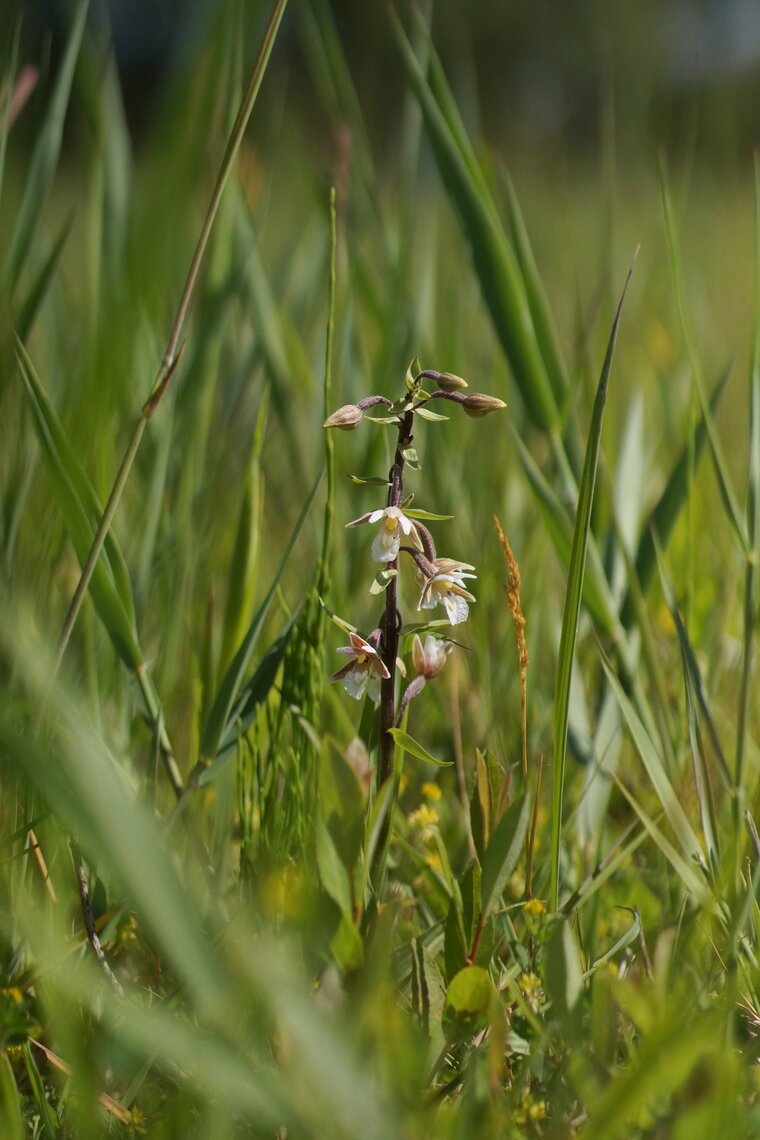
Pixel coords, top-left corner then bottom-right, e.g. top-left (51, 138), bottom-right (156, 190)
top-left (391, 7), bottom-right (561, 434)
top-left (620, 367), bottom-right (729, 627)
top-left (3, 0), bottom-right (87, 288)
top-left (550, 257), bottom-right (635, 911)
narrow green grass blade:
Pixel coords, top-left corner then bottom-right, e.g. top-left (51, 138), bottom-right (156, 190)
top-left (502, 170), bottom-right (570, 407)
top-left (219, 394), bottom-right (267, 674)
top-left (583, 1006), bottom-right (717, 1140)
top-left (512, 428), bottom-right (621, 637)
top-left (391, 8), bottom-right (560, 433)
top-left (16, 340), bottom-right (142, 669)
top-left (3, 0), bottom-right (88, 288)
top-left (736, 159), bottom-right (760, 814)
top-left (606, 771), bottom-right (712, 906)
top-left (665, 587), bottom-right (731, 790)
top-left (600, 658), bottom-right (705, 863)
top-left (550, 258), bottom-right (635, 911)
top-left (480, 794), bottom-right (530, 919)
top-left (0, 21), bottom-right (23, 215)
top-left (200, 470), bottom-right (322, 763)
top-left (22, 1042), bottom-right (58, 1139)
top-left (621, 367), bottom-right (729, 626)
top-left (3, 657), bottom-right (229, 1019)
top-left (14, 217), bottom-right (71, 340)
top-left (660, 159), bottom-right (748, 553)
top-left (209, 618), bottom-right (295, 770)
top-left (0, 1050), bottom-right (23, 1140)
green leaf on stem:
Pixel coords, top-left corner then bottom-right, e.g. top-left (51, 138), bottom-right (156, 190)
top-left (369, 568), bottom-right (398, 595)
top-left (386, 728), bottom-right (452, 766)
top-left (347, 474), bottom-right (391, 486)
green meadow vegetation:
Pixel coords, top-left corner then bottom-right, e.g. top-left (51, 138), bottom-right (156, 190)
top-left (2, 0), bottom-right (760, 1135)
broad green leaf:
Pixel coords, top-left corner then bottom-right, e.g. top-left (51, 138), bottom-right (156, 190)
top-left (480, 794), bottom-right (531, 918)
top-left (545, 920), bottom-right (583, 1026)
top-left (330, 913), bottom-right (363, 972)
top-left (413, 405), bottom-right (449, 422)
top-left (443, 965), bottom-right (493, 1041)
top-left (369, 567), bottom-right (398, 595)
top-left (386, 728), bottom-right (452, 766)
top-left (316, 813), bottom-right (352, 917)
top-left (403, 509), bottom-right (454, 521)
top-left (550, 260), bottom-right (635, 910)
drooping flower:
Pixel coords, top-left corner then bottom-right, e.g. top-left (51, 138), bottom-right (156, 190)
top-left (329, 632), bottom-right (390, 702)
top-left (417, 558), bottom-right (476, 625)
top-left (346, 505), bottom-right (422, 563)
top-left (412, 633), bottom-right (454, 678)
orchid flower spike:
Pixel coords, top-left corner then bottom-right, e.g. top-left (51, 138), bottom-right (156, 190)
top-left (417, 558), bottom-right (477, 625)
top-left (346, 505), bottom-right (423, 564)
top-left (329, 632), bottom-right (390, 702)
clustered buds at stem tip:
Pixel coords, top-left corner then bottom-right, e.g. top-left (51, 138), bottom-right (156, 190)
top-left (323, 404), bottom-right (363, 430)
top-left (461, 393), bottom-right (507, 418)
top-left (415, 369), bottom-right (469, 392)
top-left (433, 371), bottom-right (468, 392)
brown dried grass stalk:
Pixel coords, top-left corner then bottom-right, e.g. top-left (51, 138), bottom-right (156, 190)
top-left (493, 516), bottom-right (528, 781)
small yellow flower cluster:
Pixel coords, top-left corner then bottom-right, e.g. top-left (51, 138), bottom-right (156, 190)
top-left (518, 972), bottom-right (545, 1008)
top-left (516, 1096), bottom-right (548, 1127)
top-left (523, 898), bottom-right (546, 918)
top-left (421, 781), bottom-right (442, 801)
top-left (407, 803), bottom-right (439, 840)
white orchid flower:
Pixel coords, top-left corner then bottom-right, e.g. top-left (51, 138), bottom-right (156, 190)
top-left (417, 558), bottom-right (476, 625)
top-left (346, 505), bottom-right (422, 563)
top-left (329, 632), bottom-right (390, 702)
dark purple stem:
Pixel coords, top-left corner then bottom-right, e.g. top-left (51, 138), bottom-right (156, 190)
top-left (377, 407), bottom-right (414, 793)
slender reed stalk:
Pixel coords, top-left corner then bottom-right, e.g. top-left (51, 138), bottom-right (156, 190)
top-left (55, 0), bottom-right (289, 670)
